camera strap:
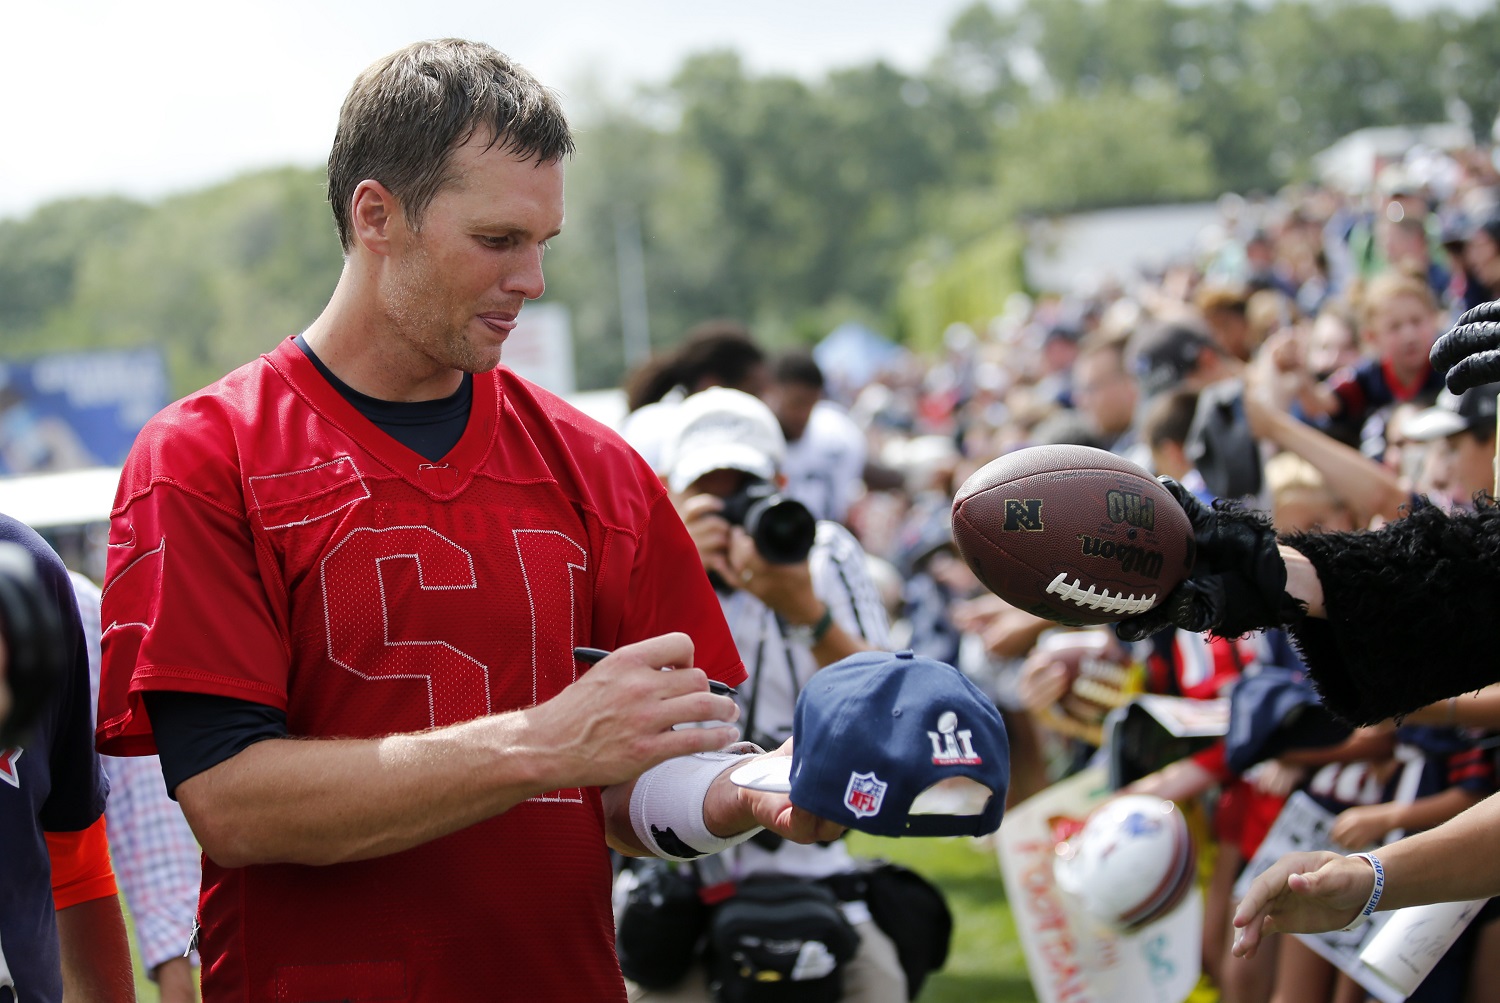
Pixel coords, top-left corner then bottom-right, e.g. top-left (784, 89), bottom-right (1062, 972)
top-left (742, 604), bottom-right (807, 751)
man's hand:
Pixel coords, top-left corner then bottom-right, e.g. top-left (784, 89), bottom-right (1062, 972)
top-left (677, 493), bottom-right (736, 584)
top-left (1246, 759), bottom-right (1306, 799)
top-left (949, 593), bottom-right (1007, 632)
top-left (703, 739), bottom-right (845, 845)
top-left (1118, 478), bottom-right (1302, 641)
top-left (529, 633), bottom-right (741, 791)
top-left (1431, 299), bottom-right (1500, 393)
top-left (1016, 650), bottom-right (1071, 712)
top-left (1331, 804), bottom-right (1396, 851)
top-left (1232, 851), bottom-right (1376, 958)
top-left (726, 528), bottom-right (821, 624)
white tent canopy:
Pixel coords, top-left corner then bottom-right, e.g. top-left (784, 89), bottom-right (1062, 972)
top-left (0, 466), bottom-right (121, 530)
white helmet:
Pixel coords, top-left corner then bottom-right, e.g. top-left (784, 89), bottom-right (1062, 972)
top-left (1053, 795), bottom-right (1195, 931)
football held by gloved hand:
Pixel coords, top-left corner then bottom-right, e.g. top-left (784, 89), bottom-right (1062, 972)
top-left (1117, 478), bottom-right (1304, 642)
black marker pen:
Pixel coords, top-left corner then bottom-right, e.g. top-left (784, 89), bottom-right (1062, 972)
top-left (573, 646), bottom-right (736, 697)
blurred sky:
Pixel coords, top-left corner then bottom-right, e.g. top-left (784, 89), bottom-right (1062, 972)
top-left (2, 0), bottom-right (1488, 220)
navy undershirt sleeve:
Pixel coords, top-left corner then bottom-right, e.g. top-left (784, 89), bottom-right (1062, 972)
top-left (143, 691), bottom-right (289, 799)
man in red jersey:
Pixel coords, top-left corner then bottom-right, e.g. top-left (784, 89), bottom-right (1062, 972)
top-left (94, 39), bottom-right (839, 1003)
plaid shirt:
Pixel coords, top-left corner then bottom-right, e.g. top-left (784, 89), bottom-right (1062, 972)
top-left (73, 573), bottom-right (201, 975)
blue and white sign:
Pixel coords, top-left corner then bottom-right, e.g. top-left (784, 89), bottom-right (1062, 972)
top-left (0, 348), bottom-right (168, 475)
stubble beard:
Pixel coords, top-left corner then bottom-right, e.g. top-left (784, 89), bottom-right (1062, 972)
top-left (384, 245), bottom-right (497, 377)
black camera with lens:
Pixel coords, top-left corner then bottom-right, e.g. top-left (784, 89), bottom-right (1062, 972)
top-left (720, 479), bottom-right (817, 566)
top-left (0, 540), bottom-right (67, 749)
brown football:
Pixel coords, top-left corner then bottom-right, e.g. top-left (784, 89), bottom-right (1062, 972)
top-left (951, 445), bottom-right (1194, 626)
top-left (1035, 631), bottom-right (1136, 746)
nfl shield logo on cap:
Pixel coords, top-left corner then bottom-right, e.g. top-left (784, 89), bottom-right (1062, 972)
top-left (844, 772), bottom-right (888, 819)
top-left (752, 650), bottom-right (1010, 837)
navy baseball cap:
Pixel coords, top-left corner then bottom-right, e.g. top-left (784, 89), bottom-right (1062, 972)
top-left (732, 650), bottom-right (1010, 836)
top-left (1403, 381), bottom-right (1500, 442)
top-left (1224, 667), bottom-right (1350, 775)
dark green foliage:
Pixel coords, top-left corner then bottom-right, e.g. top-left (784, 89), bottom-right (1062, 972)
top-left (0, 197), bottom-right (147, 333)
top-left (1, 168), bottom-right (341, 398)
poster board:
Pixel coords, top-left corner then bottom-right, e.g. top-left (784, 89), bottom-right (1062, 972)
top-left (997, 767), bottom-right (1204, 1003)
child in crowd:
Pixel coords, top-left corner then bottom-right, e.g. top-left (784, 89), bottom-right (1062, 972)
top-left (1290, 270), bottom-right (1446, 448)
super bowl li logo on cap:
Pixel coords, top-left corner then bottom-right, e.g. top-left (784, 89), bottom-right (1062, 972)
top-left (844, 772), bottom-right (887, 819)
top-left (928, 710), bottom-right (982, 765)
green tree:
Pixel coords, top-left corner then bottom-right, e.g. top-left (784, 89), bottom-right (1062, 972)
top-left (36, 168), bottom-right (341, 396)
top-left (992, 87), bottom-right (1218, 214)
top-left (0, 197), bottom-right (147, 335)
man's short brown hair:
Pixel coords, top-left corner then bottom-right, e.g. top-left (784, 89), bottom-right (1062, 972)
top-left (327, 39), bottom-right (575, 251)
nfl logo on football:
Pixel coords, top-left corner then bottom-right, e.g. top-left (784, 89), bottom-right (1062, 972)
top-left (928, 710), bottom-right (982, 765)
top-left (844, 772), bottom-right (887, 818)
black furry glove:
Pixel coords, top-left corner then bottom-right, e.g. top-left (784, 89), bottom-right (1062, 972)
top-left (1117, 478), bottom-right (1304, 641)
top-left (1430, 299), bottom-right (1500, 393)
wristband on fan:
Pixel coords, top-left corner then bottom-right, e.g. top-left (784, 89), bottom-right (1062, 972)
top-left (1341, 852), bottom-right (1386, 931)
top-left (629, 743), bottom-right (765, 862)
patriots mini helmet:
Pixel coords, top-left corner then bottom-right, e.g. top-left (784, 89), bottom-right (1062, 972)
top-left (1053, 794), bottom-right (1196, 931)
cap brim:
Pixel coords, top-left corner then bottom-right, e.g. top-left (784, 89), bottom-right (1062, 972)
top-left (667, 445), bottom-right (777, 495)
top-left (1402, 409), bottom-right (1472, 442)
top-left (729, 756), bottom-right (792, 793)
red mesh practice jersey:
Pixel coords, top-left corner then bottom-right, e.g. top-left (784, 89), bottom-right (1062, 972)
top-left (97, 338), bottom-right (744, 1003)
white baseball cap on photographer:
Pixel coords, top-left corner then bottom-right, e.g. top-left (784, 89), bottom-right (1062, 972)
top-left (663, 388), bottom-right (787, 494)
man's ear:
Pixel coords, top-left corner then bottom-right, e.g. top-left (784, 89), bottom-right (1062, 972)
top-left (348, 180), bottom-right (402, 256)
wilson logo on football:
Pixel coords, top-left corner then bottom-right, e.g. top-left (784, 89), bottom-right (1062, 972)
top-left (1076, 535), bottom-right (1165, 579)
top-left (928, 710), bottom-right (982, 765)
top-left (844, 772), bottom-right (887, 819)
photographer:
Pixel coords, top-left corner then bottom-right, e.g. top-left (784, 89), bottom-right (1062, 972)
top-left (0, 513), bottom-right (134, 1002)
top-left (626, 388), bottom-right (908, 1002)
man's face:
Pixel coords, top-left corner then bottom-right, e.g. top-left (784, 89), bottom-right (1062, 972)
top-left (1205, 308), bottom-right (1253, 361)
top-left (1307, 313), bottom-right (1358, 378)
top-left (689, 468), bottom-right (751, 502)
top-left (379, 138), bottom-right (565, 379)
top-left (683, 467), bottom-right (752, 577)
top-left (766, 382), bottom-right (820, 444)
top-left (1465, 230), bottom-right (1500, 295)
top-left (1378, 220), bottom-right (1429, 271)
top-left (1074, 352), bottom-right (1137, 438)
top-left (1365, 292), bottom-right (1436, 379)
top-left (1418, 430), bottom-right (1496, 508)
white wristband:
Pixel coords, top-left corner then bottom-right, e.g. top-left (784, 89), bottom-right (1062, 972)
top-left (629, 743), bottom-right (765, 862)
top-left (1341, 852), bottom-right (1386, 931)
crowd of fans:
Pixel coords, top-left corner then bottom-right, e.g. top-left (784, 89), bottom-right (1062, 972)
top-left (619, 140), bottom-right (1500, 1003)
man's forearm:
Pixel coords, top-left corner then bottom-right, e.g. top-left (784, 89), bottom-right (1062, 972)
top-left (1379, 792), bottom-right (1500, 911)
top-left (57, 895), bottom-right (136, 1002)
top-left (809, 620), bottom-right (870, 667)
top-left (1257, 403), bottom-right (1407, 525)
top-left (176, 634), bottom-right (742, 868)
top-left (153, 957), bottom-right (198, 1003)
top-left (176, 711), bottom-right (556, 868)
top-left (1280, 545), bottom-right (1325, 618)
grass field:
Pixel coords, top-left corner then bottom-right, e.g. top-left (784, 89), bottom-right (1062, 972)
top-left (846, 832), bottom-right (1038, 1003)
top-left (122, 834), bottom-right (1039, 1002)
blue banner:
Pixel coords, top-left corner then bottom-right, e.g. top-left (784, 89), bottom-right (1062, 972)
top-left (0, 348), bottom-right (168, 475)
